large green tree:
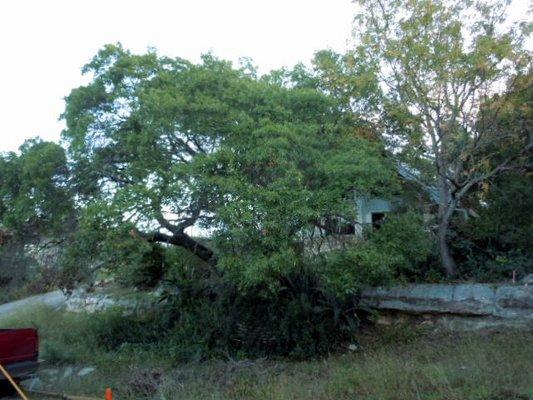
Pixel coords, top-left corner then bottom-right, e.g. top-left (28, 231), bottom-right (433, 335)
top-left (353, 0), bottom-right (532, 276)
top-left (61, 45), bottom-right (397, 284)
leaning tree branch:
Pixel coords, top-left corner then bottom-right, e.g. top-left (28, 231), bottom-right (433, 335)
top-left (137, 229), bottom-right (218, 266)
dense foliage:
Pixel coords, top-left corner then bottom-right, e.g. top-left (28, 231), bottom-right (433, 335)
top-left (60, 44), bottom-right (399, 292)
top-left (0, 139), bottom-right (73, 240)
top-left (0, 139), bottom-right (74, 299)
top-left (452, 73), bottom-right (533, 280)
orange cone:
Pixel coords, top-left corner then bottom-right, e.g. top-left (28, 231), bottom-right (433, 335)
top-left (105, 387), bottom-right (113, 400)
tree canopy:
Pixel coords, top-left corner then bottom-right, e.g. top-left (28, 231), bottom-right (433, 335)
top-left (61, 44), bottom-right (397, 287)
top-left (0, 139), bottom-right (73, 241)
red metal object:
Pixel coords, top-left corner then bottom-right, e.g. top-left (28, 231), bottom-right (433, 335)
top-left (0, 328), bottom-right (39, 380)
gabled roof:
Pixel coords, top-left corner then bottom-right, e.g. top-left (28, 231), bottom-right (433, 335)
top-left (397, 163), bottom-right (441, 204)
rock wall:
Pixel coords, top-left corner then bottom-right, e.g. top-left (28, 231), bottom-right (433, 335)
top-left (359, 283), bottom-right (533, 331)
top-left (64, 289), bottom-right (159, 314)
top-left (65, 292), bottom-right (136, 313)
top-left (62, 282), bottom-right (533, 331)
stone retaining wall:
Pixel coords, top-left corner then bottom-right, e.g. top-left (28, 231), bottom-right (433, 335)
top-left (359, 283), bottom-right (533, 331)
top-left (64, 290), bottom-right (158, 314)
top-left (62, 282), bottom-right (533, 331)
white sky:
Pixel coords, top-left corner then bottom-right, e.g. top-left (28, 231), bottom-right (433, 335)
top-left (0, 0), bottom-right (530, 153)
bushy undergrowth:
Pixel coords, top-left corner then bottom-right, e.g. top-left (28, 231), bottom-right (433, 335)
top-left (157, 272), bottom-right (360, 360)
top-left (0, 242), bottom-right (62, 304)
top-left (320, 211), bottom-right (436, 294)
top-left (2, 306), bottom-right (531, 399)
top-left (36, 211), bottom-right (429, 361)
top-left (451, 214), bottom-right (533, 282)
top-left (0, 278), bottom-right (359, 363)
top-left (450, 172), bottom-right (533, 282)
top-left (116, 213), bottom-right (432, 360)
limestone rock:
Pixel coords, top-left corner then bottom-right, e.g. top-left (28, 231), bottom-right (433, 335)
top-left (78, 367), bottom-right (96, 377)
top-left (360, 283), bottom-right (533, 331)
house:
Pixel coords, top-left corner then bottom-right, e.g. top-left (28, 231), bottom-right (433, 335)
top-left (347, 164), bottom-right (440, 233)
top-left (304, 163), bottom-right (441, 254)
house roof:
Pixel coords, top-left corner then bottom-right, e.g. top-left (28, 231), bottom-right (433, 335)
top-left (397, 163), bottom-right (441, 204)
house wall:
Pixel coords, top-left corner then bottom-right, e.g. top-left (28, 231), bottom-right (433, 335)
top-left (355, 197), bottom-right (393, 225)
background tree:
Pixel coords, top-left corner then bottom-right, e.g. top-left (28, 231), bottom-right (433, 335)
top-left (0, 139), bottom-right (74, 297)
top-left (0, 139), bottom-right (73, 240)
top-left (353, 0), bottom-right (532, 276)
top-left (453, 72), bottom-right (532, 280)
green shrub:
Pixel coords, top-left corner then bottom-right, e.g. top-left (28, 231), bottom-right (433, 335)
top-left (451, 171), bottom-right (533, 282)
top-left (368, 211), bottom-right (434, 276)
top-left (75, 211), bottom-right (433, 361)
top-left (455, 247), bottom-right (532, 282)
top-left (321, 211), bottom-right (435, 295)
top-left (38, 210), bottom-right (437, 362)
top-left (159, 271), bottom-right (360, 360)
top-left (321, 244), bottom-right (398, 296)
top-left (117, 244), bottom-right (166, 289)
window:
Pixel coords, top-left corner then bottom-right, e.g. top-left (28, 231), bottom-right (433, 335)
top-left (371, 212), bottom-right (386, 229)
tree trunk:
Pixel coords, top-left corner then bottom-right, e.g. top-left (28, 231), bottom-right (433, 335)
top-left (437, 216), bottom-right (457, 278)
top-left (437, 176), bottom-right (457, 278)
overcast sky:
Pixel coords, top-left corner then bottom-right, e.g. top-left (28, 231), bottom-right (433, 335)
top-left (0, 0), bottom-right (530, 153)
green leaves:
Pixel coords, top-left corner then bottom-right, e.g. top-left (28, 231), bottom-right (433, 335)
top-left (60, 45), bottom-right (398, 290)
top-left (323, 211), bottom-right (434, 296)
top-left (0, 139), bottom-right (73, 240)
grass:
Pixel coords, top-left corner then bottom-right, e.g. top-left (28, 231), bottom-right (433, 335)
top-left (1, 306), bottom-right (531, 400)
